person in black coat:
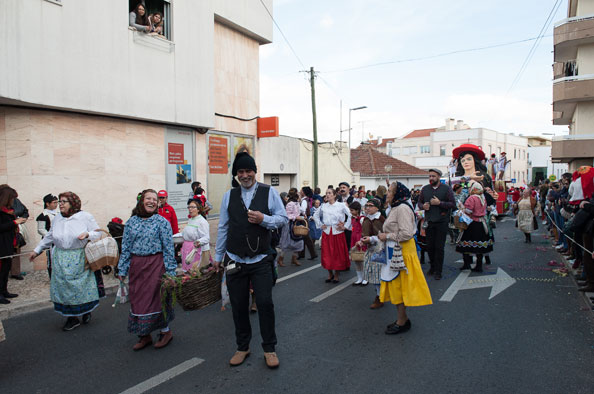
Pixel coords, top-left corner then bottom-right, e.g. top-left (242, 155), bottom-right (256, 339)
top-left (0, 185), bottom-right (27, 304)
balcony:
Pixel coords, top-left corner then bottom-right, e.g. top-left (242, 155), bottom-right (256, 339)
top-left (552, 74), bottom-right (594, 125)
top-left (551, 134), bottom-right (594, 162)
top-left (554, 14), bottom-right (594, 62)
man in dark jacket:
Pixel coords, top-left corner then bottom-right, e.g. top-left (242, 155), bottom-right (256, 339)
top-left (417, 169), bottom-right (456, 280)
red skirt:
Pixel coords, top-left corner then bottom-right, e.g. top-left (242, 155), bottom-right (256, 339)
top-left (321, 229), bottom-right (350, 271)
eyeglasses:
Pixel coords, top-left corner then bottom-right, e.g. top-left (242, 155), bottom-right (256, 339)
top-left (188, 206), bottom-right (198, 210)
top-left (364, 204), bottom-right (375, 207)
top-left (58, 200), bottom-right (69, 204)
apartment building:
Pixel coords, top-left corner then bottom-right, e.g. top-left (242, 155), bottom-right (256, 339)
top-left (552, 0), bottom-right (594, 170)
top-left (0, 0), bottom-right (273, 269)
top-left (369, 118), bottom-right (529, 185)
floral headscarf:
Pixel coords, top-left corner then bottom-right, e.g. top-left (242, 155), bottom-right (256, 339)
top-left (468, 181), bottom-right (485, 206)
top-left (58, 192), bottom-right (81, 218)
top-left (389, 182), bottom-right (412, 208)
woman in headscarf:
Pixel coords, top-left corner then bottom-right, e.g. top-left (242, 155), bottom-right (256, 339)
top-left (118, 189), bottom-right (176, 350)
top-left (30, 192), bottom-right (102, 331)
top-left (357, 198), bottom-right (386, 309)
top-left (457, 182), bottom-right (493, 272)
top-left (514, 188), bottom-right (537, 243)
top-left (362, 182), bottom-right (432, 335)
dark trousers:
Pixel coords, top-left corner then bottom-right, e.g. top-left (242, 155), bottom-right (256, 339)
top-left (426, 221), bottom-right (448, 274)
top-left (226, 257), bottom-right (277, 352)
top-left (298, 233), bottom-right (316, 259)
top-left (344, 230), bottom-right (352, 250)
top-left (583, 231), bottom-right (594, 285)
top-left (0, 258), bottom-right (12, 294)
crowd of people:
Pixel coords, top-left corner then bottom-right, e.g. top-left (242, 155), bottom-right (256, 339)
top-left (2, 145), bottom-right (593, 371)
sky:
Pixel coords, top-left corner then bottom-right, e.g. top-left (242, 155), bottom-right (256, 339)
top-left (258, 0), bottom-right (569, 147)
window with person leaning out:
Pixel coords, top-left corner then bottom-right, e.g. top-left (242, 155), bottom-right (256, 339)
top-left (129, 0), bottom-right (168, 38)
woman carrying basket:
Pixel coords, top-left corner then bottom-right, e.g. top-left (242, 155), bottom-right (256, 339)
top-left (118, 189), bottom-right (176, 350)
top-left (29, 192), bottom-right (103, 331)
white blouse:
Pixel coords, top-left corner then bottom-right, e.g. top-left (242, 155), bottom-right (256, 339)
top-left (181, 215), bottom-right (210, 251)
top-left (313, 201), bottom-right (352, 235)
top-left (34, 211), bottom-right (101, 254)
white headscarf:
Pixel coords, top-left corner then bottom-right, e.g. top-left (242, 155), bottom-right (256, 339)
top-left (468, 181), bottom-right (486, 206)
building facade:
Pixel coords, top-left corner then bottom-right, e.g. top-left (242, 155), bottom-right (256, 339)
top-left (526, 136), bottom-right (568, 185)
top-left (369, 118), bottom-right (529, 186)
top-left (0, 0), bottom-right (273, 270)
top-left (552, 0), bottom-right (594, 170)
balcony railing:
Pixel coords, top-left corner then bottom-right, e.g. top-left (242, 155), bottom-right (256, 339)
top-left (554, 13), bottom-right (594, 28)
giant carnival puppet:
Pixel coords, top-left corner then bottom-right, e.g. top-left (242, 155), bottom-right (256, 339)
top-left (450, 144), bottom-right (497, 272)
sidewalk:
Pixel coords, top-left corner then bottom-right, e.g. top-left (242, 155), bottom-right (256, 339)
top-left (0, 270), bottom-right (120, 320)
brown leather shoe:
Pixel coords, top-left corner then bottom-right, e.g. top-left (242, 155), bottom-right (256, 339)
top-left (230, 350), bottom-right (250, 366)
top-left (370, 296), bottom-right (384, 309)
top-left (154, 331), bottom-right (173, 349)
top-left (264, 352), bottom-right (280, 369)
top-left (133, 335), bottom-right (152, 351)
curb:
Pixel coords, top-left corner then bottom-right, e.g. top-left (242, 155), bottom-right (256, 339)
top-left (0, 284), bottom-right (119, 321)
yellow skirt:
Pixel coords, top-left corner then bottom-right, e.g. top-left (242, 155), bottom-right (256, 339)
top-left (380, 238), bottom-right (433, 307)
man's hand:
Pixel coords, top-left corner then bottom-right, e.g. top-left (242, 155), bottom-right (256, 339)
top-left (423, 202), bottom-right (430, 210)
top-left (213, 261), bottom-right (221, 273)
top-left (430, 196), bottom-right (441, 206)
top-left (247, 210), bottom-right (264, 224)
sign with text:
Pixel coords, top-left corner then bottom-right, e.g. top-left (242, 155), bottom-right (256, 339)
top-left (168, 143), bottom-right (184, 164)
top-left (209, 136), bottom-right (228, 174)
top-left (257, 117), bottom-right (279, 138)
top-left (271, 174), bottom-right (280, 186)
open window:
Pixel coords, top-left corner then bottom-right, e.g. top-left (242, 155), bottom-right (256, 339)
top-left (129, 0), bottom-right (172, 40)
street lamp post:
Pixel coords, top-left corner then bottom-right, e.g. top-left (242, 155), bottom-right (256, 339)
top-left (349, 106), bottom-right (367, 151)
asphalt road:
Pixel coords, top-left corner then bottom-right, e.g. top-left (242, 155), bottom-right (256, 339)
top-left (1, 220), bottom-right (594, 394)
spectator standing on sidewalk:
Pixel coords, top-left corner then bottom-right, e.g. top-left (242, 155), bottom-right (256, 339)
top-left (36, 194), bottom-right (58, 278)
top-left (0, 186), bottom-right (26, 304)
top-left (118, 189), bottom-right (176, 350)
top-left (214, 152), bottom-right (288, 369)
top-left (10, 196), bottom-right (29, 280)
top-left (417, 168), bottom-right (456, 280)
top-left (157, 190), bottom-right (179, 235)
top-left (29, 192), bottom-right (102, 331)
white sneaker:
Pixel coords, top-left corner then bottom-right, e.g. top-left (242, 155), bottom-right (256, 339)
top-left (361, 280), bottom-right (368, 285)
top-left (555, 245), bottom-right (564, 249)
top-left (353, 280), bottom-right (362, 285)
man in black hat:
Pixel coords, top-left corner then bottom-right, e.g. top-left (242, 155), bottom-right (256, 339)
top-left (214, 152), bottom-right (288, 369)
top-left (417, 168), bottom-right (456, 280)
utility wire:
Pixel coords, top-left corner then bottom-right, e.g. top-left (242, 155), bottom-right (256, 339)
top-left (506, 0), bottom-right (563, 94)
top-left (259, 0), bottom-right (306, 70)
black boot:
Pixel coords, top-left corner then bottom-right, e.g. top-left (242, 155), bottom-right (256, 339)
top-left (472, 254), bottom-right (483, 272)
top-left (527, 233), bottom-right (532, 243)
top-left (460, 254), bottom-right (472, 271)
top-left (485, 255), bottom-right (492, 265)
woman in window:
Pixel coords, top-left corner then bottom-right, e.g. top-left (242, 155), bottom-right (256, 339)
top-left (129, 3), bottom-right (150, 32)
top-left (149, 12), bottom-right (164, 36)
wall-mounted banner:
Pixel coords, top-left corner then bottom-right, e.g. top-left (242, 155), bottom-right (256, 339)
top-left (257, 116), bottom-right (279, 138)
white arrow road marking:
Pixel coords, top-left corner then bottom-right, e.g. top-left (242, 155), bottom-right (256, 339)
top-left (310, 277), bottom-right (358, 303)
top-left (120, 357), bottom-right (204, 394)
top-left (439, 268), bottom-right (516, 302)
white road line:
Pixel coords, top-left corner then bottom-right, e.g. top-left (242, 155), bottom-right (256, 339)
top-left (277, 264), bottom-right (321, 283)
top-left (119, 357), bottom-right (204, 394)
top-left (310, 277), bottom-right (357, 303)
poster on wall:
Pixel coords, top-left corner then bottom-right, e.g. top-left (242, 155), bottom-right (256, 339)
top-left (165, 128), bottom-right (195, 220)
top-left (233, 136), bottom-right (254, 158)
top-left (209, 136), bottom-right (228, 174)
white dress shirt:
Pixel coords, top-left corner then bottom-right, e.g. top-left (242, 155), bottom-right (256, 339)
top-left (313, 201), bottom-right (352, 235)
top-left (34, 211), bottom-right (101, 254)
top-left (182, 215), bottom-right (210, 251)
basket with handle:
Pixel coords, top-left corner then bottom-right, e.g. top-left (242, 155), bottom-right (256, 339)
top-left (292, 218), bottom-right (309, 237)
top-left (350, 246), bottom-right (365, 262)
top-left (85, 229), bottom-right (119, 272)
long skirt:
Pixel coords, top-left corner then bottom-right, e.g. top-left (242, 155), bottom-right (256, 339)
top-left (51, 247), bottom-right (100, 316)
top-left (320, 229), bottom-right (350, 271)
top-left (279, 223), bottom-right (304, 253)
top-left (127, 253), bottom-right (174, 335)
top-left (363, 249), bottom-right (381, 284)
top-left (455, 221), bottom-right (494, 254)
top-left (380, 238), bottom-right (432, 307)
top-left (517, 209), bottom-right (535, 233)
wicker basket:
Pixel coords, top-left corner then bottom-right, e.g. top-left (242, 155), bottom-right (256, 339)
top-left (176, 270), bottom-right (222, 311)
top-left (350, 247), bottom-right (365, 262)
top-left (292, 218), bottom-right (309, 237)
top-left (85, 229), bottom-right (119, 272)
top-left (453, 215), bottom-right (468, 230)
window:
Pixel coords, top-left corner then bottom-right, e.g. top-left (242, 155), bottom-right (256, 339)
top-left (488, 145), bottom-right (492, 155)
top-left (408, 146), bottom-right (417, 154)
top-left (497, 147), bottom-right (501, 155)
top-left (440, 145), bottom-right (446, 156)
top-left (392, 147), bottom-right (400, 156)
top-left (129, 0), bottom-right (172, 40)
top-left (420, 146), bottom-right (430, 154)
top-left (514, 149), bottom-right (517, 159)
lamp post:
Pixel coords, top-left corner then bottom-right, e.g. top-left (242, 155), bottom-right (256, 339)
top-left (349, 106), bottom-right (367, 151)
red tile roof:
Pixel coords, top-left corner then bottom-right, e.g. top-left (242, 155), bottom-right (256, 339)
top-left (367, 137), bottom-right (396, 147)
top-left (402, 128), bottom-right (436, 139)
top-left (351, 146), bottom-right (428, 177)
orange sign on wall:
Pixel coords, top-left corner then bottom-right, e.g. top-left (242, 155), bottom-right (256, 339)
top-left (209, 136), bottom-right (228, 174)
top-left (257, 116), bottom-right (279, 138)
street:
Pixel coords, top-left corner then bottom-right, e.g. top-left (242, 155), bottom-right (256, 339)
top-left (1, 219), bottom-right (594, 394)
